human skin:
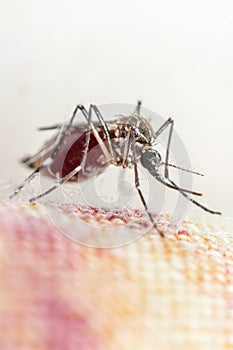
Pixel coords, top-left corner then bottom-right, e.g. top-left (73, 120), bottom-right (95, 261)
top-left (0, 202), bottom-right (232, 350)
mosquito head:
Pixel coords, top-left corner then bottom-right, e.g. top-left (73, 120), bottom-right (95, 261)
top-left (140, 149), bottom-right (162, 172)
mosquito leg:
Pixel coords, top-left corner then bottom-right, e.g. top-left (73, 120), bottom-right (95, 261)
top-left (161, 162), bottom-right (204, 176)
top-left (39, 104), bottom-right (105, 166)
top-left (28, 105), bottom-right (108, 202)
top-left (76, 105), bottom-right (112, 162)
top-left (25, 105), bottom-right (84, 176)
top-left (9, 105), bottom-right (88, 199)
top-left (79, 105), bottom-right (93, 170)
top-left (34, 103), bottom-right (115, 174)
top-left (122, 128), bottom-right (132, 168)
top-left (155, 117), bottom-right (173, 138)
top-left (155, 119), bottom-right (221, 214)
top-left (90, 105), bottom-right (115, 161)
top-left (131, 131), bottom-right (164, 237)
top-left (167, 178), bottom-right (222, 215)
top-left (70, 105), bottom-right (111, 163)
top-left (89, 103), bottom-right (147, 165)
top-left (164, 120), bottom-right (174, 179)
top-left (47, 105), bottom-right (87, 162)
top-left (156, 118), bottom-right (203, 178)
top-left (150, 171), bottom-right (220, 214)
top-left (134, 100), bottom-right (142, 115)
top-left (153, 173), bottom-right (202, 196)
top-left (28, 108), bottom-right (93, 202)
top-left (29, 104), bottom-right (115, 202)
top-left (9, 168), bottom-right (40, 199)
top-left (22, 123), bottom-right (67, 168)
top-left (155, 118), bottom-right (174, 179)
top-left (134, 163), bottom-right (165, 236)
top-left (29, 165), bottom-right (83, 202)
top-left (38, 124), bottom-right (62, 131)
top-left (10, 103), bottom-right (113, 201)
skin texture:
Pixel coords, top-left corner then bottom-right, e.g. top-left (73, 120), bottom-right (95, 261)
top-left (0, 202), bottom-right (232, 350)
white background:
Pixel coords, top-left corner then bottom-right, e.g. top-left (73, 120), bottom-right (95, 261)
top-left (0, 0), bottom-right (232, 217)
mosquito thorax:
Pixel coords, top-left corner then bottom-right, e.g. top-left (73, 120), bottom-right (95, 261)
top-left (112, 115), bottom-right (156, 145)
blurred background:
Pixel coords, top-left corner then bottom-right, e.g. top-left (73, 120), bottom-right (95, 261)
top-left (0, 0), bottom-right (232, 217)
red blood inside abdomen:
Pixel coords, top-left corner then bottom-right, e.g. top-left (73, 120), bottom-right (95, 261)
top-left (46, 129), bottom-right (110, 181)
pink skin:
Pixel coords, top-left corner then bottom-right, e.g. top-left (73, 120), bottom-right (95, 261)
top-left (177, 229), bottom-right (190, 236)
top-left (2, 202), bottom-right (229, 349)
top-left (0, 204), bottom-right (104, 350)
top-left (38, 296), bottom-right (97, 350)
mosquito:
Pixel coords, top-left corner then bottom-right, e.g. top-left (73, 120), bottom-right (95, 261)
top-left (9, 102), bottom-right (221, 237)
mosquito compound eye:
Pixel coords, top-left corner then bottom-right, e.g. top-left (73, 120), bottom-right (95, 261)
top-left (140, 149), bottom-right (162, 170)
